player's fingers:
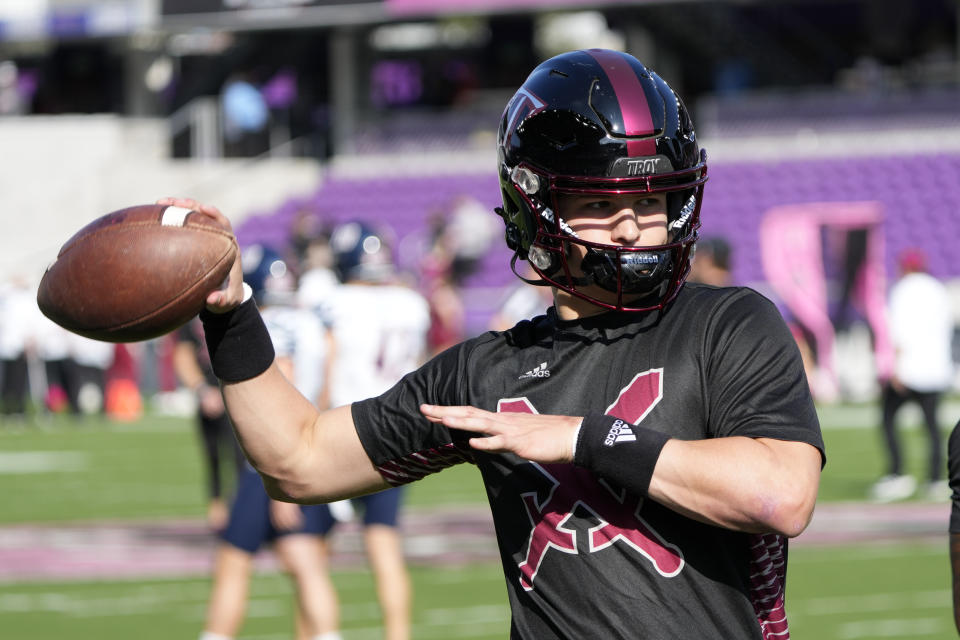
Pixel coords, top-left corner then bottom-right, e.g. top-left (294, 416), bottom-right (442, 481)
top-left (438, 412), bottom-right (500, 434)
top-left (156, 196), bottom-right (198, 210)
top-left (420, 405), bottom-right (505, 437)
top-left (196, 203), bottom-right (233, 230)
top-left (468, 434), bottom-right (507, 452)
top-left (420, 403), bottom-right (486, 423)
top-left (206, 290), bottom-right (228, 308)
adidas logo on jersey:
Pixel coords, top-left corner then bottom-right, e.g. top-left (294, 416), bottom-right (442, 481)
top-left (518, 362), bottom-right (550, 379)
top-left (604, 419), bottom-right (637, 447)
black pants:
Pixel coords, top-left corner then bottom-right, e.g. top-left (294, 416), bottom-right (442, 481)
top-left (44, 358), bottom-right (81, 414)
top-left (881, 383), bottom-right (943, 482)
top-left (197, 410), bottom-right (244, 501)
top-left (1, 354), bottom-right (29, 415)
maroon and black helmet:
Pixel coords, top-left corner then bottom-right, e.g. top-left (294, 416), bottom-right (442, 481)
top-left (496, 48), bottom-right (708, 312)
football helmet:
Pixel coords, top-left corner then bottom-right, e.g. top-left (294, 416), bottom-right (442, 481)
top-left (330, 221), bottom-right (395, 283)
top-left (242, 244), bottom-right (295, 306)
top-left (496, 48), bottom-right (708, 312)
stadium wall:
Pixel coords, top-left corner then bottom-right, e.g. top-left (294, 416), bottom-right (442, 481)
top-left (0, 115), bottom-right (323, 286)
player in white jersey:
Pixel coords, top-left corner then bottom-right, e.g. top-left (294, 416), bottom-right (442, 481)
top-left (199, 245), bottom-right (341, 640)
top-left (325, 284), bottom-right (430, 407)
top-left (318, 221), bottom-right (429, 640)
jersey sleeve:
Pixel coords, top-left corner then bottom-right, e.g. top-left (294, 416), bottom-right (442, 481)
top-left (702, 288), bottom-right (825, 464)
top-left (351, 341), bottom-right (477, 486)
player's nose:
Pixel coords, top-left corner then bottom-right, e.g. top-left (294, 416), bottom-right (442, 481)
top-left (610, 210), bottom-right (642, 245)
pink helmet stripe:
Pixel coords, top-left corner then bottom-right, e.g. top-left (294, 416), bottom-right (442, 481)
top-left (586, 49), bottom-right (657, 157)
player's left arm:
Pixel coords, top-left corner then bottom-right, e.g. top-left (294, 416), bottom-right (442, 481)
top-left (420, 405), bottom-right (820, 537)
top-left (646, 435), bottom-right (820, 537)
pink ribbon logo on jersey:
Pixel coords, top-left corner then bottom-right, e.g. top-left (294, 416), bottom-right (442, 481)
top-left (498, 368), bottom-right (684, 590)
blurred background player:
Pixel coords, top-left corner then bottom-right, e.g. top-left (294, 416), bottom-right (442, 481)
top-left (174, 317), bottom-right (245, 530)
top-left (0, 275), bottom-right (36, 422)
top-left (488, 263), bottom-right (555, 332)
top-left (316, 221), bottom-right (430, 640)
top-left (68, 332), bottom-right (114, 417)
top-left (199, 244), bottom-right (341, 640)
top-left (687, 235), bottom-right (732, 287)
top-left (419, 196), bottom-right (496, 356)
top-left (870, 248), bottom-right (955, 502)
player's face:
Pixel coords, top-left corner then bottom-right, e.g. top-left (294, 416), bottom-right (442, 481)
top-left (557, 192), bottom-right (669, 247)
top-left (551, 192), bottom-right (670, 317)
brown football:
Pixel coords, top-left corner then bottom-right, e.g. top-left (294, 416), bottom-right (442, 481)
top-left (37, 204), bottom-right (238, 342)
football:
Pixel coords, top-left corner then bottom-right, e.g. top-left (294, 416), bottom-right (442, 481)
top-left (37, 204), bottom-right (238, 342)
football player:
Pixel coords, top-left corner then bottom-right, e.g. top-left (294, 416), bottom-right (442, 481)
top-left (198, 246), bottom-right (341, 640)
top-left (174, 320), bottom-right (244, 531)
top-left (313, 221), bottom-right (430, 640)
top-left (163, 48), bottom-right (824, 639)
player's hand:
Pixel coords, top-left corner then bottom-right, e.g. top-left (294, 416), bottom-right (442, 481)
top-left (420, 404), bottom-right (581, 463)
top-left (269, 499), bottom-right (304, 531)
top-left (156, 197), bottom-right (245, 312)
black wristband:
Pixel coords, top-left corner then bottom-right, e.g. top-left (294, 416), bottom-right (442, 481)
top-left (573, 413), bottom-right (670, 496)
top-left (199, 298), bottom-right (275, 383)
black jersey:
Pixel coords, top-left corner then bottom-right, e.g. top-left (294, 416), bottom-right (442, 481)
top-left (353, 283), bottom-right (824, 639)
top-left (949, 422), bottom-right (960, 533)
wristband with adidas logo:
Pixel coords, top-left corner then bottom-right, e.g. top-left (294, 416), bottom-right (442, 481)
top-left (573, 413), bottom-right (670, 496)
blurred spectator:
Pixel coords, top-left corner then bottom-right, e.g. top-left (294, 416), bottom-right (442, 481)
top-left (0, 60), bottom-right (26, 116)
top-left (870, 248), bottom-right (955, 502)
top-left (0, 276), bottom-right (36, 421)
top-left (488, 263), bottom-right (554, 331)
top-left (688, 236), bottom-right (733, 287)
top-left (200, 245), bottom-right (340, 640)
top-left (221, 72), bottom-right (269, 157)
top-left (174, 318), bottom-right (244, 531)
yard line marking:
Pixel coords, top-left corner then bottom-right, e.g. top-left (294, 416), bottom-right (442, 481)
top-left (838, 616), bottom-right (943, 638)
top-left (793, 589), bottom-right (949, 615)
top-left (0, 452), bottom-right (86, 474)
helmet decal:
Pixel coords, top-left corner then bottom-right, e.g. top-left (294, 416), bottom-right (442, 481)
top-left (586, 48), bottom-right (657, 157)
top-left (503, 87), bottom-right (546, 151)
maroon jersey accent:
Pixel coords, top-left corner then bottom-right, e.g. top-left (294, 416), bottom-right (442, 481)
top-left (377, 442), bottom-right (475, 486)
top-left (500, 377), bottom-right (682, 591)
top-left (750, 533), bottom-right (790, 639)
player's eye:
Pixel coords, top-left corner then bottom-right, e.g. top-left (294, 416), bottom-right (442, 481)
top-left (584, 200), bottom-right (611, 210)
top-left (635, 197), bottom-right (663, 210)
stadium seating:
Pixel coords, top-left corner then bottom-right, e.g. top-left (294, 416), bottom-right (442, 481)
top-left (236, 149), bottom-right (960, 334)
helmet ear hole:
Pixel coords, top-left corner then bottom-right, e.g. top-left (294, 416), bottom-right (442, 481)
top-left (504, 222), bottom-right (524, 255)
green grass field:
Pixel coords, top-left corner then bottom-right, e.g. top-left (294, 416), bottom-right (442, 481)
top-left (0, 402), bottom-right (957, 639)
